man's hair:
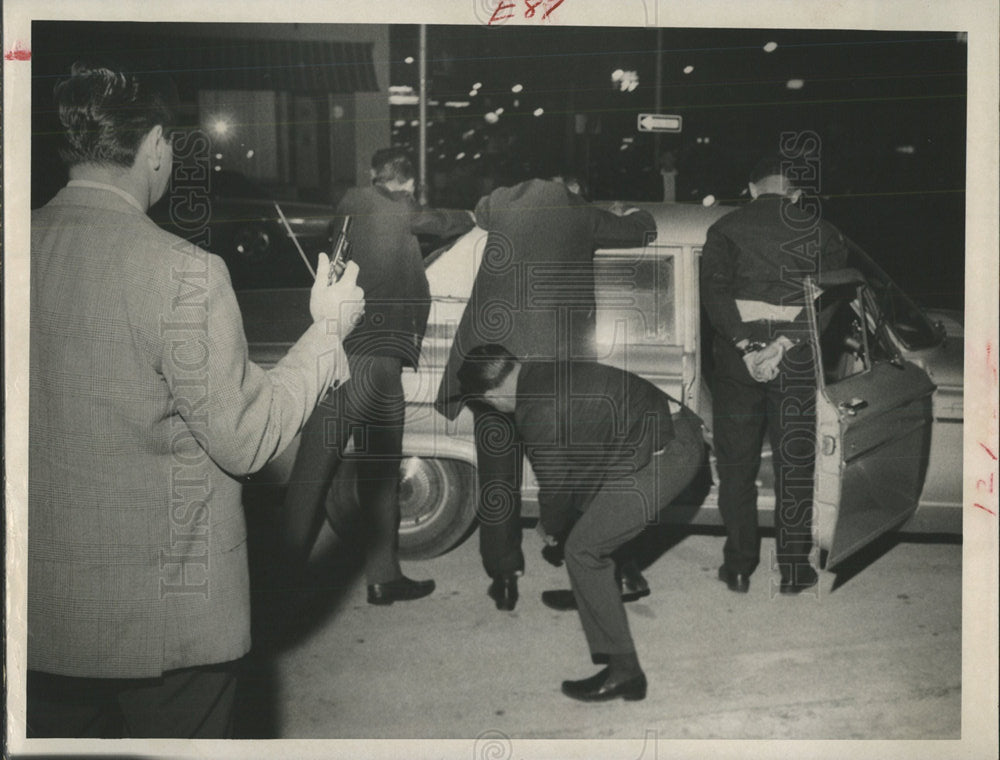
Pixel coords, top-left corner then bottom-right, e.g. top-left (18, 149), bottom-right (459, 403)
top-left (371, 148), bottom-right (415, 185)
top-left (456, 344), bottom-right (518, 397)
top-left (53, 60), bottom-right (177, 168)
top-left (549, 170), bottom-right (587, 198)
top-left (748, 152), bottom-right (813, 187)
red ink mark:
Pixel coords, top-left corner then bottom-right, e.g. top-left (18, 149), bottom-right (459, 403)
top-left (4, 46), bottom-right (31, 61)
top-left (973, 503), bottom-right (997, 516)
top-left (979, 442), bottom-right (998, 460)
top-left (988, 341), bottom-right (998, 385)
top-left (977, 473), bottom-right (995, 493)
top-left (524, 0), bottom-right (543, 17)
top-left (542, 0), bottom-right (566, 19)
top-left (488, 1), bottom-right (517, 24)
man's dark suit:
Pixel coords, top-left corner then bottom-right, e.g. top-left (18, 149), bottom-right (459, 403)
top-left (434, 179), bottom-right (657, 576)
top-left (513, 361), bottom-right (704, 657)
top-left (701, 193), bottom-right (849, 581)
top-left (282, 184), bottom-right (472, 583)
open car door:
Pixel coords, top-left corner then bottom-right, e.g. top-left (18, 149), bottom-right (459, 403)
top-left (807, 270), bottom-right (936, 569)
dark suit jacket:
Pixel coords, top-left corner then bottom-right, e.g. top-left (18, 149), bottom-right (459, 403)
top-left (337, 185), bottom-right (473, 367)
top-left (435, 179), bottom-right (657, 419)
top-left (514, 361), bottom-right (676, 536)
top-left (700, 193), bottom-right (850, 345)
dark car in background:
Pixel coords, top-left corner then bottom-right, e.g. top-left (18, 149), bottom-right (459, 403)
top-left (151, 170), bottom-right (333, 289)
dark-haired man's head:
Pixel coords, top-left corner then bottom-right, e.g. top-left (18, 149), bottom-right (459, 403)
top-left (371, 148), bottom-right (416, 195)
top-left (53, 61), bottom-right (178, 209)
top-left (550, 171), bottom-right (586, 199)
top-left (748, 153), bottom-right (804, 201)
top-left (456, 344), bottom-right (521, 413)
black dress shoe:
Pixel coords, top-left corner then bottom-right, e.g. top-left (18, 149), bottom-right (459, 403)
top-left (488, 574), bottom-right (518, 610)
top-left (541, 585), bottom-right (650, 611)
top-left (561, 667), bottom-right (647, 702)
top-left (779, 567), bottom-right (819, 595)
top-left (367, 576), bottom-right (435, 605)
top-left (717, 565), bottom-right (750, 593)
top-left (616, 560), bottom-right (652, 603)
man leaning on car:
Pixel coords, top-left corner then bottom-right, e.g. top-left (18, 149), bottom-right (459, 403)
top-left (27, 61), bottom-right (364, 738)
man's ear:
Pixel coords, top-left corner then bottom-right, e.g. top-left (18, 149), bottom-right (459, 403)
top-left (140, 125), bottom-right (167, 172)
top-left (748, 181), bottom-right (760, 199)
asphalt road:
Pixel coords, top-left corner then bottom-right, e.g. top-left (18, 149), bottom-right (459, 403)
top-left (236, 516), bottom-right (962, 752)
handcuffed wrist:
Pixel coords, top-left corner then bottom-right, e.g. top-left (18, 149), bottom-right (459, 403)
top-left (736, 339), bottom-right (769, 356)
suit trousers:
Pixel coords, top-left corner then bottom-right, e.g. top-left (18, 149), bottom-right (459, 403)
top-left (26, 661), bottom-right (238, 738)
top-left (711, 338), bottom-right (817, 578)
top-left (473, 407), bottom-right (526, 577)
top-left (565, 415), bottom-right (704, 657)
top-left (281, 353), bottom-right (405, 585)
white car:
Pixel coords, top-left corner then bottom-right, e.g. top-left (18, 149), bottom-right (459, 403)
top-left (239, 202), bottom-right (963, 568)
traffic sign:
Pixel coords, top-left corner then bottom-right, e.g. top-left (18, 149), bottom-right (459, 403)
top-left (637, 113), bottom-right (683, 133)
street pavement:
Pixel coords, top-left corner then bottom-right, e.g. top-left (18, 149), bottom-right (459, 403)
top-left (238, 519), bottom-right (962, 750)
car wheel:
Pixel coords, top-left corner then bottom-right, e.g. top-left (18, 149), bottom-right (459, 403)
top-left (326, 456), bottom-right (478, 560)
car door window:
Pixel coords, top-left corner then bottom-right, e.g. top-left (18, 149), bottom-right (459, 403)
top-left (814, 282), bottom-right (894, 386)
top-left (593, 249), bottom-right (677, 349)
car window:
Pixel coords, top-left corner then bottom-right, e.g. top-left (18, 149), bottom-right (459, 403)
top-left (814, 282), bottom-right (895, 386)
top-left (844, 241), bottom-right (942, 350)
top-left (594, 248), bottom-right (677, 348)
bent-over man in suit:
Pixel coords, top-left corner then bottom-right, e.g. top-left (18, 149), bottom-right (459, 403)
top-left (28, 61), bottom-right (364, 737)
top-left (457, 345), bottom-right (705, 702)
top-left (435, 175), bottom-right (658, 610)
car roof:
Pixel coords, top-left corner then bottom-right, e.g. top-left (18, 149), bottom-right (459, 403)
top-left (637, 201), bottom-right (736, 246)
top-left (427, 202), bottom-right (737, 299)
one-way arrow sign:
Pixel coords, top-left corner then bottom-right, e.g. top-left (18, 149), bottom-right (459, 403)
top-left (637, 113), bottom-right (683, 133)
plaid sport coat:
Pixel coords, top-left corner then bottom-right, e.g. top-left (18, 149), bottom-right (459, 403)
top-left (29, 185), bottom-right (349, 678)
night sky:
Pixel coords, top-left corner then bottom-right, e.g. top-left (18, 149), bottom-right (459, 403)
top-left (391, 25), bottom-right (967, 310)
top-left (30, 22), bottom-right (967, 310)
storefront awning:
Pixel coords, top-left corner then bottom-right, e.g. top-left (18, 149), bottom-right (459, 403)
top-left (164, 38), bottom-right (379, 94)
top-left (32, 23), bottom-right (380, 96)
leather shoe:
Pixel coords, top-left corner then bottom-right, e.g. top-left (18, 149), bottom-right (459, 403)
top-left (616, 560), bottom-right (651, 603)
top-left (561, 667), bottom-right (647, 702)
top-left (541, 585), bottom-right (650, 611)
top-left (779, 567), bottom-right (819, 595)
top-left (488, 574), bottom-right (518, 611)
top-left (367, 575), bottom-right (435, 605)
top-left (717, 565), bottom-right (750, 593)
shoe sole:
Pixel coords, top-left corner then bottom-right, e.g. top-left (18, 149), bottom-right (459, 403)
top-left (367, 589), bottom-right (435, 605)
top-left (716, 570), bottom-right (749, 593)
top-left (779, 581), bottom-right (818, 595)
top-left (543, 589), bottom-right (651, 611)
top-left (561, 682), bottom-right (648, 702)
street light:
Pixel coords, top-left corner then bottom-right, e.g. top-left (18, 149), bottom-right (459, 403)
top-left (210, 118), bottom-right (232, 137)
top-left (612, 70), bottom-right (639, 92)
